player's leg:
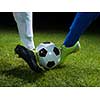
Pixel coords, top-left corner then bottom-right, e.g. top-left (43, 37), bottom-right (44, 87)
top-left (60, 12), bottom-right (100, 63)
top-left (13, 12), bottom-right (35, 50)
top-left (63, 12), bottom-right (100, 47)
top-left (13, 12), bottom-right (43, 72)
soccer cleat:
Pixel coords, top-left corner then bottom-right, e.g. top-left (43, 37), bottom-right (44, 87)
top-left (15, 45), bottom-right (43, 73)
top-left (60, 41), bottom-right (81, 64)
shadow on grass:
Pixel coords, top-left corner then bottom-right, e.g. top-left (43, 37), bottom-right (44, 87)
top-left (1, 63), bottom-right (66, 84)
top-left (2, 62), bottom-right (100, 86)
top-left (2, 66), bottom-right (45, 83)
top-left (52, 63), bottom-right (66, 70)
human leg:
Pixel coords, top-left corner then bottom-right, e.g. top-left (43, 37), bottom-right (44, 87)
top-left (13, 12), bottom-right (35, 50)
top-left (61, 12), bottom-right (100, 63)
top-left (13, 12), bottom-right (43, 72)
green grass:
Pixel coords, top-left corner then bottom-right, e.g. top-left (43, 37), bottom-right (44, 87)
top-left (0, 29), bottom-right (100, 87)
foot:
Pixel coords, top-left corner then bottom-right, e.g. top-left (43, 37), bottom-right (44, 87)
top-left (14, 45), bottom-right (43, 72)
top-left (60, 41), bottom-right (81, 64)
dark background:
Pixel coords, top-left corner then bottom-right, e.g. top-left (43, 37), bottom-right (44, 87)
top-left (0, 12), bottom-right (99, 32)
top-left (33, 12), bottom-right (76, 31)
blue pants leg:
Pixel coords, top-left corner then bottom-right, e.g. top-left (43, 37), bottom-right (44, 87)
top-left (63, 12), bottom-right (100, 47)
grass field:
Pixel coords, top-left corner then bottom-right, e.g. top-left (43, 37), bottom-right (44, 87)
top-left (0, 29), bottom-right (100, 87)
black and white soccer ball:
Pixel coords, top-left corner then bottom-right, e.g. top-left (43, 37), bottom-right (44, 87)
top-left (36, 42), bottom-right (61, 69)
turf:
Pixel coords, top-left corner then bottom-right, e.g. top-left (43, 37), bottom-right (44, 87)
top-left (0, 29), bottom-right (100, 87)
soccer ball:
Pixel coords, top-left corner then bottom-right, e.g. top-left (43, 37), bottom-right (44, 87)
top-left (36, 42), bottom-right (61, 69)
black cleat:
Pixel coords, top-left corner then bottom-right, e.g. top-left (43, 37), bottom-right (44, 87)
top-left (15, 45), bottom-right (43, 73)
